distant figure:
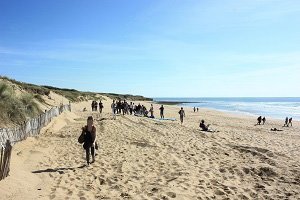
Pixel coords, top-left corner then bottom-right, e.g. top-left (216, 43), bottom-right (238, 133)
top-left (284, 117), bottom-right (289, 127)
top-left (178, 107), bottom-right (185, 125)
top-left (99, 101), bottom-right (104, 113)
top-left (94, 101), bottom-right (98, 111)
top-left (111, 100), bottom-right (116, 120)
top-left (129, 102), bottom-right (133, 115)
top-left (257, 116), bottom-right (262, 125)
top-left (197, 108), bottom-right (199, 112)
top-left (159, 105), bottom-right (164, 119)
top-left (270, 128), bottom-right (283, 132)
top-left (81, 116), bottom-right (96, 165)
top-left (193, 107), bottom-right (196, 112)
top-left (199, 120), bottom-right (210, 132)
top-left (149, 104), bottom-right (154, 118)
top-left (91, 101), bottom-right (94, 111)
top-left (117, 100), bottom-right (122, 114)
top-left (262, 117), bottom-right (266, 125)
top-left (288, 118), bottom-right (293, 127)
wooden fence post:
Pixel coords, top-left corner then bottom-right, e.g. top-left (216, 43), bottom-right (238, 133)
top-left (0, 145), bottom-right (3, 180)
top-left (0, 140), bottom-right (12, 181)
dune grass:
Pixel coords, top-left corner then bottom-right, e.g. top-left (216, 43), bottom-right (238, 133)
top-left (0, 82), bottom-right (41, 126)
top-left (0, 76), bottom-right (152, 103)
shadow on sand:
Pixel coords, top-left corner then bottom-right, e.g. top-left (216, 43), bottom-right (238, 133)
top-left (32, 165), bottom-right (86, 174)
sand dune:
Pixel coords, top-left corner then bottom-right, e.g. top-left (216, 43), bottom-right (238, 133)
top-left (1, 99), bottom-right (300, 200)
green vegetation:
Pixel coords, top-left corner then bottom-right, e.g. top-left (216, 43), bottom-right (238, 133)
top-left (0, 82), bottom-right (41, 126)
top-left (0, 76), bottom-right (152, 103)
top-left (104, 93), bottom-right (153, 101)
top-left (0, 76), bottom-right (153, 127)
top-left (0, 76), bottom-right (50, 96)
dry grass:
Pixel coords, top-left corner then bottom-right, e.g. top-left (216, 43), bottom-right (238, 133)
top-left (0, 82), bottom-right (41, 127)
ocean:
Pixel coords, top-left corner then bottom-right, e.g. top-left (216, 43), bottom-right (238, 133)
top-left (154, 97), bottom-right (300, 121)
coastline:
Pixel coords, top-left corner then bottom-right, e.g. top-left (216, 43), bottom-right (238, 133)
top-left (153, 99), bottom-right (300, 122)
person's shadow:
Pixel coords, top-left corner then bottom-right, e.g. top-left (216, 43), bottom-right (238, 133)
top-left (32, 165), bottom-right (86, 174)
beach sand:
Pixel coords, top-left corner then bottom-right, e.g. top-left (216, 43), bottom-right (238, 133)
top-left (0, 98), bottom-right (300, 200)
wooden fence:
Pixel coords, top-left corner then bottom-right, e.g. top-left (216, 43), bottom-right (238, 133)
top-left (0, 140), bottom-right (12, 181)
top-left (0, 104), bottom-right (71, 181)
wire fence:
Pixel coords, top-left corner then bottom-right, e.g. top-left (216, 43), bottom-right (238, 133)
top-left (0, 104), bottom-right (71, 181)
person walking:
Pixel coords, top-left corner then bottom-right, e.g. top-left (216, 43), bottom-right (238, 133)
top-left (111, 100), bottom-right (116, 120)
top-left (94, 101), bottom-right (98, 112)
top-left (81, 116), bottom-right (96, 165)
top-left (288, 117), bottom-right (293, 127)
top-left (257, 116), bottom-right (262, 125)
top-left (284, 117), bottom-right (289, 127)
top-left (99, 101), bottom-right (104, 113)
top-left (178, 107), bottom-right (185, 125)
top-left (262, 117), bottom-right (266, 125)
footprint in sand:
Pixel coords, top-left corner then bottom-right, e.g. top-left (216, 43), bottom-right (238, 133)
top-left (215, 189), bottom-right (225, 196)
top-left (166, 192), bottom-right (177, 198)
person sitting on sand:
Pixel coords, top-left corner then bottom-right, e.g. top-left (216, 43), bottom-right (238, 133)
top-left (270, 128), bottom-right (283, 131)
top-left (257, 116), bottom-right (262, 125)
top-left (262, 117), bottom-right (266, 125)
top-left (200, 120), bottom-right (209, 131)
top-left (193, 107), bottom-right (196, 112)
top-left (178, 107), bottom-right (185, 125)
top-left (288, 117), bottom-right (293, 127)
top-left (81, 116), bottom-right (97, 165)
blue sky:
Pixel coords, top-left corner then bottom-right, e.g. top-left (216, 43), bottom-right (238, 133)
top-left (0, 0), bottom-right (300, 97)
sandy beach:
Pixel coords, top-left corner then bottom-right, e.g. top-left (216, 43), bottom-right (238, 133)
top-left (0, 97), bottom-right (300, 200)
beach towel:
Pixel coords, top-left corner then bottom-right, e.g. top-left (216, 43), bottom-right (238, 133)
top-left (152, 118), bottom-right (176, 121)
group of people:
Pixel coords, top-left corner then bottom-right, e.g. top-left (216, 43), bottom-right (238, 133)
top-left (193, 107), bottom-right (199, 112)
top-left (257, 115), bottom-right (294, 128)
top-left (91, 100), bottom-right (104, 113)
top-left (257, 116), bottom-right (266, 125)
top-left (110, 99), bottom-right (167, 120)
top-left (284, 117), bottom-right (293, 127)
top-left (110, 100), bottom-right (146, 119)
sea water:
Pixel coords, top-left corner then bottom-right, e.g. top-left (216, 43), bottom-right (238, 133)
top-left (154, 97), bottom-right (300, 121)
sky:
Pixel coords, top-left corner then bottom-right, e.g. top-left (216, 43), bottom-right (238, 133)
top-left (0, 0), bottom-right (300, 97)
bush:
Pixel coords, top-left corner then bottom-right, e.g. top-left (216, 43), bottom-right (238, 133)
top-left (20, 93), bottom-right (41, 118)
top-left (34, 94), bottom-right (46, 104)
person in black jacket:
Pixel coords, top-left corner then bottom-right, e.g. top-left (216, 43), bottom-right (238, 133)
top-left (81, 116), bottom-right (97, 165)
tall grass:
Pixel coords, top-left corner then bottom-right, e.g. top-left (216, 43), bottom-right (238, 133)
top-left (0, 82), bottom-right (41, 126)
top-left (1, 76), bottom-right (153, 103)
